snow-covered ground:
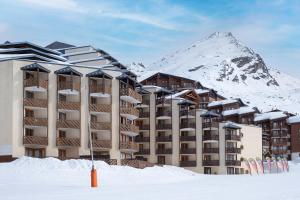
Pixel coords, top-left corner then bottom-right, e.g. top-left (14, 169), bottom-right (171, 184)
top-left (1, 157), bottom-right (300, 200)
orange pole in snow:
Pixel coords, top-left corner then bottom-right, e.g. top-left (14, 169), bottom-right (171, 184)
top-left (91, 167), bottom-right (98, 187)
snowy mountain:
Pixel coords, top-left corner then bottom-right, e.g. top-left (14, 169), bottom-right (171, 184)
top-left (128, 32), bottom-right (300, 113)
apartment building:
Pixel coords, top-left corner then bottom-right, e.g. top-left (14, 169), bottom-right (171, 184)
top-left (287, 116), bottom-right (300, 160)
top-left (0, 41), bottom-right (142, 164)
top-left (134, 86), bottom-right (262, 174)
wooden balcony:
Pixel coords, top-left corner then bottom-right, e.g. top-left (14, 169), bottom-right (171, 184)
top-left (135, 136), bottom-right (150, 142)
top-left (203, 133), bottom-right (219, 141)
top-left (120, 141), bottom-right (139, 152)
top-left (120, 87), bottom-right (142, 103)
top-left (57, 101), bottom-right (80, 111)
top-left (156, 148), bottom-right (172, 154)
top-left (24, 78), bottom-right (48, 89)
top-left (180, 160), bottom-right (197, 167)
top-left (23, 136), bottom-right (48, 146)
top-left (180, 135), bottom-right (196, 141)
top-left (120, 107), bottom-right (139, 118)
top-left (89, 83), bottom-right (111, 94)
top-left (24, 98), bottom-right (48, 108)
top-left (271, 132), bottom-right (288, 138)
top-left (202, 122), bottom-right (219, 129)
top-left (134, 149), bottom-right (150, 155)
top-left (24, 117), bottom-right (48, 127)
top-left (225, 147), bottom-right (241, 154)
top-left (156, 110), bottom-right (172, 117)
top-left (90, 122), bottom-right (111, 130)
top-left (202, 160), bottom-right (219, 166)
top-left (203, 148), bottom-right (219, 154)
top-left (56, 137), bottom-right (80, 147)
top-left (226, 160), bottom-right (241, 166)
top-left (180, 122), bottom-right (196, 129)
top-left (58, 81), bottom-right (80, 91)
top-left (225, 134), bottom-right (241, 141)
top-left (91, 140), bottom-right (111, 149)
top-left (272, 149), bottom-right (288, 154)
top-left (120, 124), bottom-right (139, 135)
top-left (180, 148), bottom-right (196, 154)
top-left (156, 124), bottom-right (172, 130)
top-left (89, 103), bottom-right (111, 113)
top-left (272, 140), bottom-right (288, 146)
top-left (179, 109), bottom-right (195, 116)
top-left (139, 111), bottom-right (150, 118)
top-left (121, 159), bottom-right (154, 169)
top-left (156, 135), bottom-right (172, 142)
top-left (57, 119), bottom-right (80, 129)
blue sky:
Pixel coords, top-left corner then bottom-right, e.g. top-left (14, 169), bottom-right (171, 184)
top-left (0, 0), bottom-right (299, 76)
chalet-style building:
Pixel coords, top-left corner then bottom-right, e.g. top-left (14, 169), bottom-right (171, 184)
top-left (287, 116), bottom-right (300, 160)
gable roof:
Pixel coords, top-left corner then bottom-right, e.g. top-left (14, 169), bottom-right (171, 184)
top-left (222, 107), bottom-right (259, 116)
top-left (45, 41), bottom-right (75, 50)
top-left (54, 67), bottom-right (82, 76)
top-left (86, 69), bottom-right (112, 79)
top-left (21, 63), bottom-right (50, 73)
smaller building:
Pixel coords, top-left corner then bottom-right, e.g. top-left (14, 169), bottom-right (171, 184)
top-left (287, 116), bottom-right (300, 160)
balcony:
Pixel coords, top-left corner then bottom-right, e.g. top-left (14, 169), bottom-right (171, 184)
top-left (263, 140), bottom-right (270, 146)
top-left (90, 122), bottom-right (111, 131)
top-left (156, 148), bottom-right (172, 154)
top-left (24, 78), bottom-right (48, 90)
top-left (91, 140), bottom-right (111, 150)
top-left (23, 136), bottom-right (48, 146)
top-left (120, 141), bottom-right (139, 152)
top-left (139, 111), bottom-right (150, 118)
top-left (56, 137), bottom-right (80, 147)
top-left (139, 124), bottom-right (150, 131)
top-left (180, 122), bottom-right (196, 130)
top-left (225, 134), bottom-right (241, 141)
top-left (120, 124), bottom-right (139, 136)
top-left (24, 117), bottom-right (48, 127)
top-left (179, 109), bottom-right (195, 117)
top-left (120, 87), bottom-right (142, 104)
top-left (120, 106), bottom-right (139, 120)
top-left (226, 160), bottom-right (241, 166)
top-left (156, 110), bottom-right (172, 118)
top-left (202, 122), bottom-right (219, 129)
top-left (272, 132), bottom-right (288, 138)
top-left (203, 133), bottom-right (219, 141)
top-left (156, 124), bottom-right (172, 130)
top-left (89, 83), bottom-right (111, 95)
top-left (180, 160), bottom-right (197, 167)
top-left (134, 149), bottom-right (150, 155)
top-left (180, 148), bottom-right (196, 154)
top-left (156, 135), bottom-right (172, 142)
top-left (57, 119), bottom-right (80, 129)
top-left (156, 98), bottom-right (171, 106)
top-left (272, 140), bottom-right (288, 146)
top-left (202, 160), bottom-right (219, 166)
top-left (58, 81), bottom-right (80, 91)
top-left (225, 147), bottom-right (241, 154)
top-left (203, 147), bottom-right (219, 154)
top-left (135, 136), bottom-right (150, 143)
top-left (272, 149), bottom-right (288, 154)
top-left (24, 98), bottom-right (48, 108)
top-left (180, 135), bottom-right (196, 141)
top-left (89, 103), bottom-right (111, 113)
top-left (57, 101), bottom-right (80, 111)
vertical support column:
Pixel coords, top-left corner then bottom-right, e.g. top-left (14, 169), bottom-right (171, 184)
top-left (149, 92), bottom-right (156, 163)
top-left (171, 100), bottom-right (180, 166)
top-left (196, 109), bottom-right (204, 173)
top-left (219, 123), bottom-right (226, 174)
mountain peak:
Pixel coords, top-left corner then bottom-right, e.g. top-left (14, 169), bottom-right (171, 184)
top-left (208, 32), bottom-right (234, 39)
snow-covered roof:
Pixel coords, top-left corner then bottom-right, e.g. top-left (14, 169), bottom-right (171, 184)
top-left (195, 89), bottom-right (210, 95)
top-left (208, 99), bottom-right (238, 107)
top-left (223, 122), bottom-right (241, 129)
top-left (68, 57), bottom-right (105, 64)
top-left (254, 111), bottom-right (287, 122)
top-left (287, 116), bottom-right (300, 124)
top-left (166, 89), bottom-right (190, 99)
top-left (222, 106), bottom-right (256, 116)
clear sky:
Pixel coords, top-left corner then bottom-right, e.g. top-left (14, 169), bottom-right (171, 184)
top-left (0, 0), bottom-right (299, 76)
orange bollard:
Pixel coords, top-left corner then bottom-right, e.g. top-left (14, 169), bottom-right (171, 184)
top-left (91, 167), bottom-right (98, 188)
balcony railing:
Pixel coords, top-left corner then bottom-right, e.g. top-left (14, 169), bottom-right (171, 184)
top-left (203, 147), bottom-right (219, 154)
top-left (58, 81), bottom-right (80, 91)
top-left (203, 133), bottom-right (219, 141)
top-left (135, 136), bottom-right (150, 142)
top-left (89, 103), bottom-right (111, 113)
top-left (202, 160), bottom-right (219, 166)
top-left (180, 135), bottom-right (196, 141)
top-left (134, 149), bottom-right (150, 155)
top-left (272, 132), bottom-right (288, 138)
top-left (156, 98), bottom-right (171, 105)
top-left (120, 124), bottom-right (139, 134)
top-left (91, 140), bottom-right (111, 149)
top-left (156, 110), bottom-right (172, 117)
top-left (57, 119), bottom-right (80, 129)
top-left (180, 148), bottom-right (196, 154)
top-left (272, 140), bottom-right (288, 146)
top-left (202, 122), bottom-right (219, 129)
top-left (180, 122), bottom-right (196, 129)
top-left (225, 134), bottom-right (241, 141)
top-left (156, 148), bottom-right (172, 154)
top-left (23, 136), bottom-right (48, 146)
top-left (24, 78), bottom-right (48, 89)
top-left (24, 117), bottom-right (48, 127)
top-left (57, 101), bottom-right (80, 111)
top-left (90, 122), bottom-right (111, 130)
top-left (120, 107), bottom-right (139, 118)
top-left (120, 87), bottom-right (142, 102)
top-left (56, 137), bottom-right (80, 147)
top-left (272, 149), bottom-right (288, 154)
top-left (179, 109), bottom-right (196, 116)
top-left (89, 83), bottom-right (112, 94)
top-left (225, 147), bottom-right (241, 154)
top-left (180, 160), bottom-right (197, 167)
top-left (226, 160), bottom-right (241, 166)
top-left (120, 141), bottom-right (139, 151)
top-left (156, 124), bottom-right (172, 130)
top-left (139, 111), bottom-right (150, 118)
top-left (24, 98), bottom-right (48, 108)
top-left (121, 159), bottom-right (154, 169)
top-left (156, 135), bottom-right (172, 142)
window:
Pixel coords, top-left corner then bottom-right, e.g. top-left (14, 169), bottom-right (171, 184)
top-left (25, 91), bottom-right (34, 99)
top-left (91, 115), bottom-right (97, 122)
top-left (91, 97), bottom-right (97, 104)
top-left (157, 156), bottom-right (165, 165)
top-left (25, 128), bottom-right (34, 136)
top-left (59, 130), bottom-right (66, 138)
top-left (25, 109), bottom-right (34, 117)
top-left (59, 112), bottom-right (66, 120)
top-left (227, 167), bottom-right (235, 174)
top-left (59, 94), bottom-right (66, 102)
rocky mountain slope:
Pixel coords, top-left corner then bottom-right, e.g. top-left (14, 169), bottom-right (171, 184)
top-left (128, 32), bottom-right (300, 113)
